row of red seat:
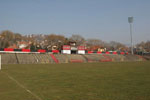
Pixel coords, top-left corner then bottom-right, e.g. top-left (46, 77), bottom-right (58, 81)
top-left (88, 51), bottom-right (128, 55)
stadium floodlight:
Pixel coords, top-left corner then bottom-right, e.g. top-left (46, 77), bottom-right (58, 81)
top-left (128, 17), bottom-right (134, 55)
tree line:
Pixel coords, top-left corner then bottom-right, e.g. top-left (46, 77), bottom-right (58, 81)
top-left (0, 30), bottom-right (149, 52)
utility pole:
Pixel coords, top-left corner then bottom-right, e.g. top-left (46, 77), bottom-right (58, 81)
top-left (128, 17), bottom-right (134, 55)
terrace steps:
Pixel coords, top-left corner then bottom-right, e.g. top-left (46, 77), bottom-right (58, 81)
top-left (0, 53), bottom-right (146, 64)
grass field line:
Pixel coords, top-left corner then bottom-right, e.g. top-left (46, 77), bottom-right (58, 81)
top-left (1, 71), bottom-right (43, 100)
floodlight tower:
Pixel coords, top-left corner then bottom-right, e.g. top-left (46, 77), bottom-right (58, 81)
top-left (128, 17), bottom-right (134, 55)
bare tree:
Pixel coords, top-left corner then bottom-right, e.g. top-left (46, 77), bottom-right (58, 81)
top-left (136, 41), bottom-right (150, 52)
top-left (45, 34), bottom-right (66, 50)
top-left (109, 41), bottom-right (128, 51)
top-left (69, 35), bottom-right (85, 46)
top-left (0, 30), bottom-right (14, 48)
top-left (86, 38), bottom-right (104, 47)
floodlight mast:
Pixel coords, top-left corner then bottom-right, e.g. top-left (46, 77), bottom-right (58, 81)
top-left (128, 17), bottom-right (134, 55)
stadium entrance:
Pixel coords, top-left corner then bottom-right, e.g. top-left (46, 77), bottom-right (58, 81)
top-left (71, 50), bottom-right (77, 54)
top-left (71, 47), bottom-right (77, 54)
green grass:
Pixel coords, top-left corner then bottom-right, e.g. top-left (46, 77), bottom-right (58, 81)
top-left (0, 62), bottom-right (150, 100)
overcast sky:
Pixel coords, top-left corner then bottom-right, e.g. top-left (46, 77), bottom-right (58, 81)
top-left (0, 0), bottom-right (150, 44)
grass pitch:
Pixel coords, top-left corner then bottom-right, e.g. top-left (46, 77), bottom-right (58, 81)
top-left (0, 62), bottom-right (150, 100)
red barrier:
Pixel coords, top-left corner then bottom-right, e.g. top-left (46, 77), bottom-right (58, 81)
top-left (88, 51), bottom-right (93, 54)
top-left (105, 52), bottom-right (110, 54)
top-left (120, 52), bottom-right (125, 55)
top-left (113, 52), bottom-right (117, 54)
top-left (22, 49), bottom-right (30, 52)
top-left (4, 48), bottom-right (14, 51)
top-left (97, 52), bottom-right (102, 54)
top-left (38, 49), bottom-right (46, 53)
top-left (52, 50), bottom-right (59, 53)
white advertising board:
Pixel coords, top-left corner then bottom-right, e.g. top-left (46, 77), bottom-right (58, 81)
top-left (61, 50), bottom-right (71, 54)
top-left (78, 50), bottom-right (85, 54)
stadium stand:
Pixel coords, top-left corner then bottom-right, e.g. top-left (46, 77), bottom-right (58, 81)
top-left (50, 54), bottom-right (59, 63)
top-left (54, 54), bottom-right (68, 63)
top-left (83, 54), bottom-right (106, 62)
top-left (142, 55), bottom-right (150, 60)
top-left (0, 53), bottom-right (146, 64)
top-left (16, 53), bottom-right (36, 64)
top-left (66, 54), bottom-right (86, 63)
top-left (124, 55), bottom-right (143, 61)
top-left (34, 53), bottom-right (55, 64)
top-left (1, 53), bottom-right (18, 64)
top-left (107, 54), bottom-right (126, 62)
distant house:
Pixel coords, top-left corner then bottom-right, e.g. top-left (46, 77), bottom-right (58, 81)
top-left (87, 46), bottom-right (106, 52)
top-left (18, 41), bottom-right (30, 49)
top-left (7, 44), bottom-right (17, 49)
top-left (69, 41), bottom-right (76, 46)
top-left (52, 45), bottom-right (58, 50)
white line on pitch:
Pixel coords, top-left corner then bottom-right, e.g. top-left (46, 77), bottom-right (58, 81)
top-left (1, 71), bottom-right (43, 100)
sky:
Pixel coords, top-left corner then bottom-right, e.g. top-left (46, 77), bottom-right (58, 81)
top-left (0, 0), bottom-right (150, 45)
